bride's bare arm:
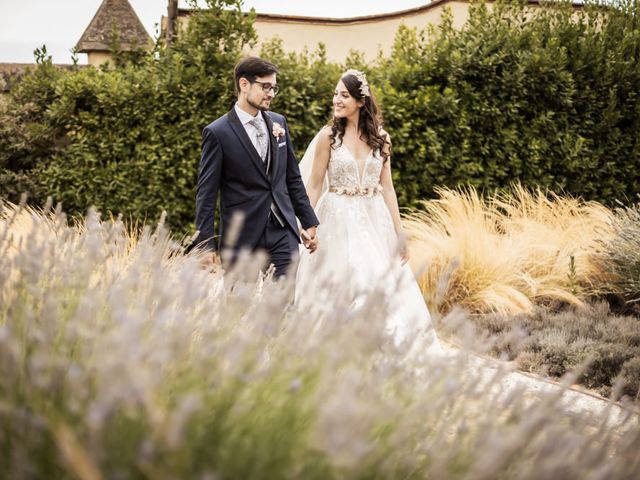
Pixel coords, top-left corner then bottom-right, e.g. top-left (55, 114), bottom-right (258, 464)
top-left (379, 132), bottom-right (409, 264)
top-left (306, 127), bottom-right (331, 209)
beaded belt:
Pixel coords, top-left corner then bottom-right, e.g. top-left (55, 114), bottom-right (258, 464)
top-left (328, 185), bottom-right (383, 197)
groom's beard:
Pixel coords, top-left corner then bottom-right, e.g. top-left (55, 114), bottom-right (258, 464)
top-left (247, 96), bottom-right (271, 112)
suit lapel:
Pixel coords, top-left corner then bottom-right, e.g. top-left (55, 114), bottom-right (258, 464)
top-left (262, 112), bottom-right (278, 181)
top-left (227, 108), bottom-right (269, 182)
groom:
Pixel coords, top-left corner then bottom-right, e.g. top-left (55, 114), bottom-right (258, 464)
top-left (194, 57), bottom-right (319, 277)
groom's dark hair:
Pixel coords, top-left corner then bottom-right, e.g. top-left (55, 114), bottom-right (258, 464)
top-left (234, 57), bottom-right (279, 93)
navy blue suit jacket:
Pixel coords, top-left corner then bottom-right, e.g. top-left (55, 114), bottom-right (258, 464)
top-left (194, 108), bottom-right (319, 253)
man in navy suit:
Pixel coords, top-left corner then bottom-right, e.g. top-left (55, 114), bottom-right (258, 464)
top-left (194, 57), bottom-right (319, 277)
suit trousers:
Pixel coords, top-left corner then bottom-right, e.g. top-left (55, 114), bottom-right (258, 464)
top-left (256, 213), bottom-right (299, 278)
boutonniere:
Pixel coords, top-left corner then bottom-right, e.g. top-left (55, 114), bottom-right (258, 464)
top-left (272, 122), bottom-right (285, 139)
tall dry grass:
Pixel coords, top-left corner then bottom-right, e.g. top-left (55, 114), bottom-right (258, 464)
top-left (593, 201), bottom-right (640, 305)
top-left (404, 185), bottom-right (615, 316)
top-left (1, 200), bottom-right (638, 479)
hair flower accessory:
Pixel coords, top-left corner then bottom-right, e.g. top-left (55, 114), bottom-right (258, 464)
top-left (343, 69), bottom-right (370, 97)
top-left (272, 122), bottom-right (285, 139)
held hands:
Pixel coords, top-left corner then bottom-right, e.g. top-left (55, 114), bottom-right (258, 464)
top-left (199, 251), bottom-right (222, 272)
top-left (301, 226), bottom-right (319, 253)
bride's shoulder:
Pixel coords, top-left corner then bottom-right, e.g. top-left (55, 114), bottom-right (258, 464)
top-left (316, 126), bottom-right (333, 148)
top-left (319, 125), bottom-right (332, 138)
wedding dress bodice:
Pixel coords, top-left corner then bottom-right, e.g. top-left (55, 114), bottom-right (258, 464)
top-left (327, 143), bottom-right (383, 192)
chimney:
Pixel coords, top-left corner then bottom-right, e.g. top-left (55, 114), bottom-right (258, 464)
top-left (167, 0), bottom-right (178, 44)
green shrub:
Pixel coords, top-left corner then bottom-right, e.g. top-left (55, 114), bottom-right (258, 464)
top-left (376, 0), bottom-right (640, 208)
top-left (469, 301), bottom-right (640, 399)
top-left (1, 0), bottom-right (639, 236)
top-left (0, 52), bottom-right (63, 201)
top-left (1, 0), bottom-right (254, 233)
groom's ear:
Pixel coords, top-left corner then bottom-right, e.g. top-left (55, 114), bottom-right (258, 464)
top-left (238, 77), bottom-right (251, 94)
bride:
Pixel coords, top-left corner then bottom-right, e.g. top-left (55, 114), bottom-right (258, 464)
top-left (296, 69), bottom-right (442, 355)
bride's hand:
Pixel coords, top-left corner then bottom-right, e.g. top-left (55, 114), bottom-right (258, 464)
top-left (301, 227), bottom-right (319, 253)
top-left (398, 232), bottom-right (410, 265)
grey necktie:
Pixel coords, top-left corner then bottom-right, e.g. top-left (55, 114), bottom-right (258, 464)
top-left (248, 117), bottom-right (268, 162)
top-left (248, 117), bottom-right (283, 226)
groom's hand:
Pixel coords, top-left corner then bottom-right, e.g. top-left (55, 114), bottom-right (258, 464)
top-left (199, 251), bottom-right (222, 271)
top-left (301, 226), bottom-right (318, 253)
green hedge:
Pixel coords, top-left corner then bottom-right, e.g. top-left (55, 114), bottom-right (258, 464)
top-left (1, 0), bottom-right (639, 234)
top-left (375, 0), bottom-right (640, 207)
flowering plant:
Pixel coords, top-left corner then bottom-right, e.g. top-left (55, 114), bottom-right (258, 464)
top-left (1, 201), bottom-right (637, 479)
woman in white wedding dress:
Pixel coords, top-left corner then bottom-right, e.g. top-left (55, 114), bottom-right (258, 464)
top-left (296, 69), bottom-right (442, 355)
top-left (294, 75), bottom-right (628, 416)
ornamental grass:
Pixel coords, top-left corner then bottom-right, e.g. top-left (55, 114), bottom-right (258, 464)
top-left (593, 201), bottom-right (640, 306)
top-left (404, 185), bottom-right (615, 316)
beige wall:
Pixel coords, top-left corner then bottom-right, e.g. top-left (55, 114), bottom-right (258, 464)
top-left (87, 52), bottom-right (115, 67)
top-left (250, 2), bottom-right (470, 61)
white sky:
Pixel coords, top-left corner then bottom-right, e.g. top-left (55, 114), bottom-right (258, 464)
top-left (0, 0), bottom-right (431, 64)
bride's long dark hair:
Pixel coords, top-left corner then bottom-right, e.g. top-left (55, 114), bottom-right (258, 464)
top-left (329, 71), bottom-right (391, 163)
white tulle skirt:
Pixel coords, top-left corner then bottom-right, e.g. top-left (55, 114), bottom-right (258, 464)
top-left (296, 191), bottom-right (442, 355)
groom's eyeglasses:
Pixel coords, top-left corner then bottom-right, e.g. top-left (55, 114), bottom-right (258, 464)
top-left (251, 80), bottom-right (280, 95)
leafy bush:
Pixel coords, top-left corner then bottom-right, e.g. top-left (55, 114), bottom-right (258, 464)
top-left (1, 0), bottom-right (639, 236)
top-left (0, 55), bottom-right (63, 201)
top-left (470, 301), bottom-right (640, 400)
top-left (1, 0), bottom-right (255, 233)
top-left (375, 0), bottom-right (640, 208)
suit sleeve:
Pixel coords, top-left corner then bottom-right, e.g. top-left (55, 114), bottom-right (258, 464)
top-left (194, 126), bottom-right (222, 251)
top-left (282, 117), bottom-right (320, 229)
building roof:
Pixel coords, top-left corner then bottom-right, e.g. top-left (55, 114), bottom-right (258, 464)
top-left (76, 0), bottom-right (152, 53)
top-left (0, 63), bottom-right (31, 92)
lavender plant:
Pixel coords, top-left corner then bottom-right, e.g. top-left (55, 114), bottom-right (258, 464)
top-left (0, 201), bottom-right (638, 479)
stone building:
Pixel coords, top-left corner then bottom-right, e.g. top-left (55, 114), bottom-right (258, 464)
top-left (2, 0), bottom-right (506, 95)
top-left (73, 0), bottom-right (495, 66)
top-left (161, 0), bottom-right (570, 62)
top-left (75, 0), bottom-right (152, 67)
top-left (73, 0), bottom-right (579, 66)
top-left (163, 0), bottom-right (474, 62)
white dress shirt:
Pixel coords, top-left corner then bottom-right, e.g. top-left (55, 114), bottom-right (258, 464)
top-left (234, 103), bottom-right (267, 157)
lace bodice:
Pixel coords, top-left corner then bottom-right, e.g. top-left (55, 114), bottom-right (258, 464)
top-left (327, 143), bottom-right (383, 192)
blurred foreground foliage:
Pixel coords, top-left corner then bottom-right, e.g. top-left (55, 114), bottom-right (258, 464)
top-left (0, 200), bottom-right (639, 478)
